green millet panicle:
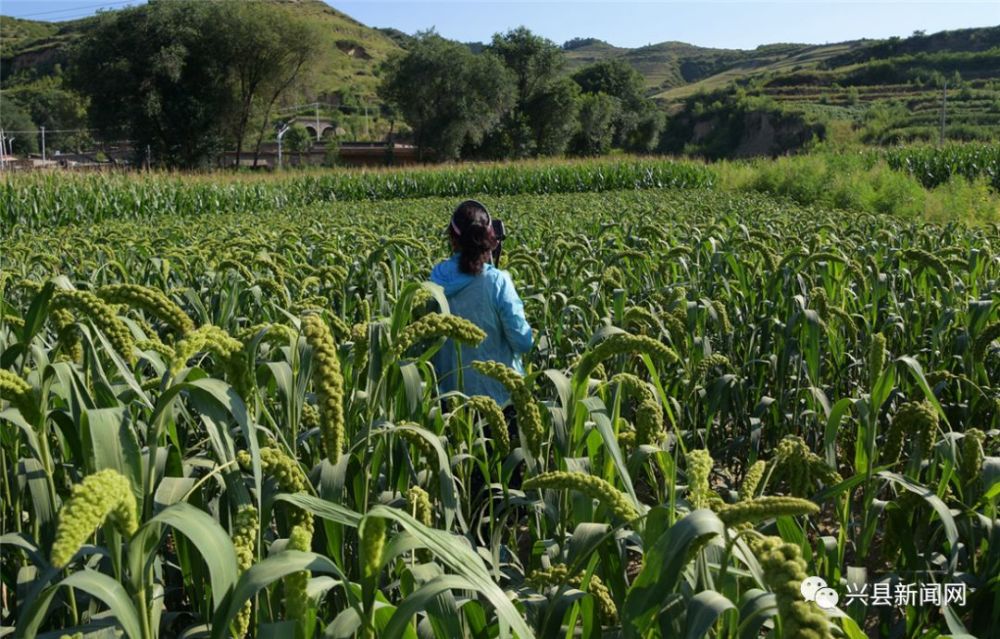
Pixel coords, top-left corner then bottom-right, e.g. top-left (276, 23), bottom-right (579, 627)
top-left (883, 400), bottom-right (938, 464)
top-left (960, 428), bottom-right (986, 487)
top-left (284, 524), bottom-right (312, 624)
top-left (361, 516), bottom-right (387, 579)
top-left (395, 423), bottom-right (438, 459)
top-left (695, 353), bottom-right (732, 378)
top-left (634, 398), bottom-right (664, 446)
top-left (685, 449), bottom-right (714, 509)
top-left (52, 307), bottom-right (83, 362)
top-left (51, 469), bottom-right (138, 568)
top-left (231, 505), bottom-right (259, 638)
top-left (739, 460), bottom-right (767, 501)
top-left (236, 322), bottom-right (296, 346)
top-left (770, 436), bottom-right (841, 497)
top-left (716, 496), bottom-right (819, 527)
top-left (573, 333), bottom-right (677, 384)
top-left (97, 283), bottom-right (195, 335)
top-left (528, 564), bottom-right (618, 624)
top-left (973, 321), bottom-right (1000, 362)
top-left (300, 402), bottom-right (320, 431)
top-left (51, 290), bottom-right (135, 363)
top-left (472, 360), bottom-right (545, 458)
top-left (301, 313), bottom-right (346, 464)
top-left (753, 536), bottom-right (833, 639)
top-left (393, 312), bottom-right (486, 357)
top-left (237, 447), bottom-right (313, 536)
top-left (611, 373), bottom-right (655, 403)
top-left (610, 373), bottom-right (664, 445)
top-left (466, 395), bottom-right (510, 455)
top-left (901, 248), bottom-right (950, 281)
top-left (0, 369), bottom-right (31, 400)
top-left (622, 306), bottom-right (659, 333)
top-left (523, 471), bottom-right (639, 522)
top-left (809, 288), bottom-right (829, 321)
top-left (135, 338), bottom-right (175, 360)
top-left (869, 333), bottom-right (887, 386)
top-left (711, 300), bottom-right (732, 335)
top-left (406, 486), bottom-right (433, 526)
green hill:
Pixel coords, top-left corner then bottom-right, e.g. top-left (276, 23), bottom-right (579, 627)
top-left (0, 0), bottom-right (401, 100)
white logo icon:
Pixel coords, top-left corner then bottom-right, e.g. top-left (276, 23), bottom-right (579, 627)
top-left (801, 576), bottom-right (840, 609)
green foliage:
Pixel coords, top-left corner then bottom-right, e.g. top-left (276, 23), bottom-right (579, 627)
top-left (0, 99), bottom-right (38, 154)
top-left (378, 31), bottom-right (515, 161)
top-left (569, 92), bottom-right (618, 156)
top-left (69, 0), bottom-right (323, 167)
top-left (1, 174), bottom-right (998, 637)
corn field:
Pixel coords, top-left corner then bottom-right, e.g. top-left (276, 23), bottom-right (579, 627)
top-left (1, 180), bottom-right (998, 639)
top-left (881, 144), bottom-right (1000, 191)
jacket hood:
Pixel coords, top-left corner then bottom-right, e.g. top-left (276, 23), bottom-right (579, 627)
top-left (431, 254), bottom-right (492, 295)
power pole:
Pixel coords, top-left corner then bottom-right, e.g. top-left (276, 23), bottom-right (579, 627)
top-left (40, 126), bottom-right (46, 161)
top-left (276, 121), bottom-right (291, 170)
top-left (315, 104), bottom-right (321, 142)
top-left (939, 79), bottom-right (947, 147)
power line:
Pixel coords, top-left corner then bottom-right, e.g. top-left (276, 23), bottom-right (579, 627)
top-left (0, 128), bottom-right (95, 133)
top-left (3, 0), bottom-right (139, 20)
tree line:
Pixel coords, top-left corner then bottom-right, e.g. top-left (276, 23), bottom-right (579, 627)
top-left (2, 2), bottom-right (666, 167)
top-left (379, 29), bottom-right (663, 161)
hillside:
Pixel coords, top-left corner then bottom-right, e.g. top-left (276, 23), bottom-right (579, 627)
top-left (561, 25), bottom-right (1000, 147)
top-left (0, 0), bottom-right (401, 100)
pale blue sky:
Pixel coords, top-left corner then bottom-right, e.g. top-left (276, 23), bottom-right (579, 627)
top-left (2, 1), bottom-right (998, 49)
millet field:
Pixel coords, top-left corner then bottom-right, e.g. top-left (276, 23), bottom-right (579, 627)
top-left (0, 152), bottom-right (998, 639)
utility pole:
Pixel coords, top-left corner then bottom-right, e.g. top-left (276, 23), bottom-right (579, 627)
top-left (40, 126), bottom-right (46, 161)
top-left (939, 79), bottom-right (947, 147)
top-left (315, 104), bottom-right (321, 142)
top-left (276, 121), bottom-right (291, 170)
top-left (0, 129), bottom-right (5, 170)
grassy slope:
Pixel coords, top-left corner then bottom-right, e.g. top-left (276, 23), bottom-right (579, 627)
top-left (0, 0), bottom-right (401, 99)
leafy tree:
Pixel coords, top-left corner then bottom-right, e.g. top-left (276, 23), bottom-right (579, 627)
top-left (71, 2), bottom-right (234, 167)
top-left (283, 124), bottom-right (313, 163)
top-left (70, 1), bottom-right (321, 168)
top-left (481, 27), bottom-right (576, 158)
top-left (220, 2), bottom-right (322, 166)
top-left (573, 59), bottom-right (663, 152)
top-left (569, 92), bottom-right (616, 156)
top-left (378, 32), bottom-right (515, 161)
top-left (488, 27), bottom-right (564, 107)
top-left (526, 77), bottom-right (581, 156)
top-left (0, 99), bottom-right (38, 155)
top-left (4, 75), bottom-right (90, 152)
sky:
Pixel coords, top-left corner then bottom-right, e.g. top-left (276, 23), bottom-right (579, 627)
top-left (1, 0), bottom-right (998, 50)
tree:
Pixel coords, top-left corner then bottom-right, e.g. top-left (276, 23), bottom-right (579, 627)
top-left (4, 75), bottom-right (90, 152)
top-left (378, 32), bottom-right (515, 161)
top-left (220, 3), bottom-right (322, 167)
top-left (488, 27), bottom-right (564, 108)
top-left (284, 124), bottom-right (313, 164)
top-left (480, 27), bottom-right (576, 158)
top-left (70, 1), bottom-right (321, 168)
top-left (71, 2), bottom-right (234, 167)
top-left (525, 77), bottom-right (581, 156)
top-left (573, 59), bottom-right (663, 152)
top-left (569, 92), bottom-right (617, 156)
top-left (0, 100), bottom-right (38, 155)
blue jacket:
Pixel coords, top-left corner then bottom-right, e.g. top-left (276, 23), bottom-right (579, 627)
top-left (430, 254), bottom-right (533, 405)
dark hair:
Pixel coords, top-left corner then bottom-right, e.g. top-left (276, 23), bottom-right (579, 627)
top-left (449, 200), bottom-right (497, 275)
